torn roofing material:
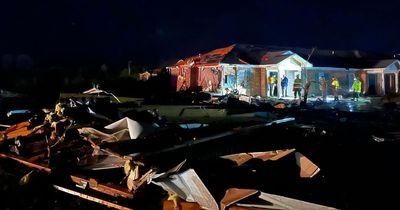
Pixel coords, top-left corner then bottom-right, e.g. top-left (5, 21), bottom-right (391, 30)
top-left (152, 168), bottom-right (218, 210)
top-left (295, 152), bottom-right (320, 178)
top-left (221, 149), bottom-right (296, 166)
top-left (221, 188), bottom-right (338, 210)
top-left (174, 44), bottom-right (301, 66)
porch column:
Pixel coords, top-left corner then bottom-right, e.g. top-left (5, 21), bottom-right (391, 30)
top-left (395, 72), bottom-right (399, 93)
top-left (220, 66), bottom-right (225, 95)
top-left (234, 65), bottom-right (238, 91)
top-left (381, 72), bottom-right (385, 95)
top-left (277, 68), bottom-right (282, 97)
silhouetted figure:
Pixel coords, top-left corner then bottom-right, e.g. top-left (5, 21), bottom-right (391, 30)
top-left (331, 77), bottom-right (340, 101)
top-left (293, 75), bottom-right (302, 100)
top-left (303, 80), bottom-right (316, 104)
top-left (319, 76), bottom-right (327, 102)
top-left (281, 75), bottom-right (288, 97)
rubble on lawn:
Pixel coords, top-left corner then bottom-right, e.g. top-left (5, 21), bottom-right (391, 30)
top-left (1, 90), bottom-right (400, 209)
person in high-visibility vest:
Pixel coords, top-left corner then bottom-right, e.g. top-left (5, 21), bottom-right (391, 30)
top-left (331, 77), bottom-right (340, 101)
top-left (351, 77), bottom-right (362, 101)
top-left (268, 74), bottom-right (277, 97)
top-left (293, 74), bottom-right (302, 99)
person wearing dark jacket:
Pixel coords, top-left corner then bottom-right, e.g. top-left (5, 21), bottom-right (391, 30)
top-left (281, 75), bottom-right (288, 97)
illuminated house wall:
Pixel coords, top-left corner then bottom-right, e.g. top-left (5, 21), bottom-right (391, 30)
top-left (167, 45), bottom-right (311, 97)
top-left (167, 44), bottom-right (399, 97)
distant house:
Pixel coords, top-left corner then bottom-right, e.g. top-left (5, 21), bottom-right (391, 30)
top-left (167, 44), bottom-right (311, 97)
top-left (139, 71), bottom-right (151, 81)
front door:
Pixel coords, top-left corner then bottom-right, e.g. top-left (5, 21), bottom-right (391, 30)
top-left (367, 74), bottom-right (377, 95)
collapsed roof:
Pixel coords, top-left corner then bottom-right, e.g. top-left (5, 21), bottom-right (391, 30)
top-left (173, 44), bottom-right (398, 69)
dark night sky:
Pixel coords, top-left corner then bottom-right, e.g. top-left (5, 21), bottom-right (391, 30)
top-left (1, 0), bottom-right (399, 67)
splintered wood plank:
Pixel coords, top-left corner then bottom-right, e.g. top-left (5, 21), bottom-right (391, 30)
top-left (70, 175), bottom-right (134, 199)
top-left (0, 152), bottom-right (51, 174)
top-left (53, 185), bottom-right (132, 210)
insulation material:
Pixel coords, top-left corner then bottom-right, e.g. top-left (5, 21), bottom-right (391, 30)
top-left (104, 117), bottom-right (143, 140)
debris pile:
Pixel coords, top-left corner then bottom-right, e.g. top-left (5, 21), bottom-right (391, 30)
top-left (2, 90), bottom-right (400, 209)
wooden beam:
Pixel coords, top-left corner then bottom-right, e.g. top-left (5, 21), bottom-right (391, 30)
top-left (53, 185), bottom-right (133, 210)
top-left (0, 152), bottom-right (51, 174)
top-left (70, 175), bottom-right (134, 199)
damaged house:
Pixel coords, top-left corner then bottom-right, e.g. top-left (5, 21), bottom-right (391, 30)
top-left (167, 44), bottom-right (311, 97)
top-left (295, 48), bottom-right (400, 97)
top-left (168, 44), bottom-right (399, 98)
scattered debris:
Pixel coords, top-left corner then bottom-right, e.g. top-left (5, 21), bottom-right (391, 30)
top-left (295, 152), bottom-right (320, 178)
top-left (19, 170), bottom-right (34, 185)
top-left (372, 135), bottom-right (385, 143)
top-left (274, 103), bottom-right (286, 109)
top-left (220, 188), bottom-right (338, 210)
top-left (3, 88), bottom-right (381, 210)
top-left (152, 161), bottom-right (218, 210)
top-left (221, 149), bottom-right (295, 166)
top-left (70, 175), bottom-right (134, 198)
top-left (53, 185), bottom-right (132, 210)
top-left (104, 117), bottom-right (144, 140)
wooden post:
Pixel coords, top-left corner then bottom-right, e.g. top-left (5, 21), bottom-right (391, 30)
top-left (0, 152), bottom-right (51, 174)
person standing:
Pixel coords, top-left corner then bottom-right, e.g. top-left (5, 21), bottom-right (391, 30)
top-left (281, 75), bottom-right (288, 97)
top-left (303, 80), bottom-right (316, 104)
top-left (319, 76), bottom-right (327, 102)
top-left (351, 77), bottom-right (362, 101)
top-left (268, 74), bottom-right (276, 97)
top-left (331, 77), bottom-right (340, 101)
top-left (293, 75), bottom-right (302, 99)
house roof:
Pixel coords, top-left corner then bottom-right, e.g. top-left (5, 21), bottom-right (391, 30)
top-left (173, 44), bottom-right (302, 66)
top-left (257, 45), bottom-right (396, 69)
top-left (174, 45), bottom-right (237, 66)
top-left (172, 44), bottom-right (397, 69)
top-left (261, 53), bottom-right (293, 65)
top-left (364, 59), bottom-right (399, 68)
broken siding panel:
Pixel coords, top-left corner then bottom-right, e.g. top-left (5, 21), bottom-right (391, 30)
top-left (173, 67), bottom-right (191, 91)
top-left (222, 65), bottom-right (237, 91)
top-left (237, 66), bottom-right (252, 95)
top-left (170, 67), bottom-right (180, 91)
top-left (197, 66), bottom-right (222, 93)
